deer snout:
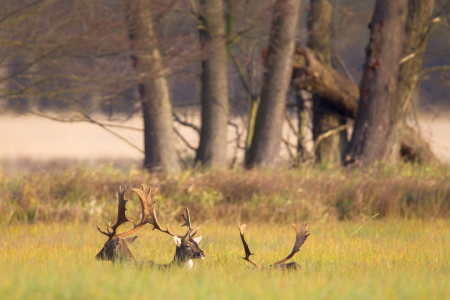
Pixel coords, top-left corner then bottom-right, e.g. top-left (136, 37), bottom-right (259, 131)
top-left (200, 251), bottom-right (206, 259)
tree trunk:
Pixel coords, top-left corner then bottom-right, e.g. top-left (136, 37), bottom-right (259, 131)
top-left (295, 90), bottom-right (307, 162)
top-left (291, 46), bottom-right (435, 164)
top-left (195, 0), bottom-right (229, 168)
top-left (345, 0), bottom-right (408, 166)
top-left (308, 0), bottom-right (347, 164)
top-left (385, 0), bottom-right (435, 162)
top-left (245, 95), bottom-right (258, 154)
top-left (124, 0), bottom-right (180, 173)
top-left (401, 125), bottom-right (434, 164)
top-left (292, 47), bottom-right (359, 117)
top-left (245, 0), bottom-right (301, 167)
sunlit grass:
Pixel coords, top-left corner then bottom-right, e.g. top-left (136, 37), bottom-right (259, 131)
top-left (1, 220), bottom-right (449, 299)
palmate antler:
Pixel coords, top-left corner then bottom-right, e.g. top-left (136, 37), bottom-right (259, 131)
top-left (115, 184), bottom-right (155, 238)
top-left (97, 185), bottom-right (132, 241)
top-left (135, 187), bottom-right (199, 239)
top-left (270, 223), bottom-right (310, 267)
top-left (239, 224), bottom-right (259, 268)
top-left (238, 222), bottom-right (310, 270)
top-left (97, 185), bottom-right (155, 241)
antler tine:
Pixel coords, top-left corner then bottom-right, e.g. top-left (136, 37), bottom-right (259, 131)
top-left (97, 185), bottom-right (132, 240)
top-left (239, 224), bottom-right (259, 269)
top-left (143, 192), bottom-right (183, 238)
top-left (97, 224), bottom-right (111, 237)
top-left (116, 184), bottom-right (155, 238)
top-left (149, 206), bottom-right (182, 237)
top-left (181, 205), bottom-right (199, 238)
top-left (270, 222), bottom-right (310, 267)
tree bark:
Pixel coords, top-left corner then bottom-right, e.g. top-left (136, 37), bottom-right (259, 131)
top-left (385, 0), bottom-right (435, 162)
top-left (195, 0), bottom-right (229, 168)
top-left (124, 0), bottom-right (180, 173)
top-left (345, 0), bottom-right (408, 166)
top-left (401, 125), bottom-right (434, 164)
top-left (245, 0), bottom-right (301, 167)
top-left (308, 0), bottom-right (347, 164)
top-left (295, 90), bottom-right (307, 162)
top-left (291, 46), bottom-right (435, 164)
top-left (292, 47), bottom-right (359, 118)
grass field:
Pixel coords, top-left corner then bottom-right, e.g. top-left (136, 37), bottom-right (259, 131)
top-left (1, 220), bottom-right (449, 299)
top-left (1, 165), bottom-right (450, 299)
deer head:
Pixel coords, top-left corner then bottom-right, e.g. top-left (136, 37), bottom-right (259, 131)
top-left (95, 185), bottom-right (154, 263)
top-left (238, 222), bottom-right (310, 271)
top-left (133, 184), bottom-right (205, 266)
top-left (171, 208), bottom-right (205, 264)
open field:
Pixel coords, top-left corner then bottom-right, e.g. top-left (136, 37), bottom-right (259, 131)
top-left (1, 164), bottom-right (449, 299)
top-left (1, 220), bottom-right (449, 299)
top-left (1, 113), bottom-right (450, 171)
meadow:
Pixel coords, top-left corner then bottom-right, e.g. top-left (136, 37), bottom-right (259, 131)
top-left (1, 164), bottom-right (450, 299)
top-left (1, 220), bottom-right (449, 299)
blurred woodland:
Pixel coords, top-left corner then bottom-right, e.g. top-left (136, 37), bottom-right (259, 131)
top-left (1, 0), bottom-right (449, 171)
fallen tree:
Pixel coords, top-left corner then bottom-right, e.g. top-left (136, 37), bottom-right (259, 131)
top-left (291, 46), bottom-right (435, 164)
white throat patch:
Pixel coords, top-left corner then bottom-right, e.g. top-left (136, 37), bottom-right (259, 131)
top-left (186, 260), bottom-right (193, 270)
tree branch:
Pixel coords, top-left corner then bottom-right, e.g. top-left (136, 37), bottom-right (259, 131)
top-left (173, 112), bottom-right (200, 133)
top-left (419, 65), bottom-right (450, 77)
top-left (80, 113), bottom-right (144, 153)
top-left (173, 127), bottom-right (197, 151)
top-left (28, 111), bottom-right (144, 153)
top-left (311, 123), bottom-right (351, 157)
top-left (282, 138), bottom-right (296, 160)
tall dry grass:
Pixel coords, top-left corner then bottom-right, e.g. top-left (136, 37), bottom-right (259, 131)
top-left (1, 163), bottom-right (449, 224)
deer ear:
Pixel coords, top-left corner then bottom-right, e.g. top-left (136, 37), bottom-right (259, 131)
top-left (173, 236), bottom-right (182, 247)
top-left (193, 236), bottom-right (202, 244)
top-left (124, 236), bottom-right (138, 245)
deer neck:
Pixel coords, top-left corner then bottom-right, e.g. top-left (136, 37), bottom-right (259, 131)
top-left (113, 248), bottom-right (136, 264)
top-left (171, 248), bottom-right (194, 270)
top-left (170, 258), bottom-right (193, 270)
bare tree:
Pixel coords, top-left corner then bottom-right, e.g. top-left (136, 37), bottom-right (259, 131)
top-left (2, 0), bottom-right (448, 168)
top-left (385, 0), bottom-right (436, 162)
top-left (124, 0), bottom-right (180, 172)
top-left (245, 0), bottom-right (301, 167)
top-left (195, 0), bottom-right (229, 168)
top-left (345, 0), bottom-right (408, 166)
top-left (291, 46), bottom-right (436, 164)
top-left (308, 0), bottom-right (347, 165)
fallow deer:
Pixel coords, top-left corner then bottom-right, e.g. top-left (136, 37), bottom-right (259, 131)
top-left (134, 185), bottom-right (205, 269)
top-left (95, 185), bottom-right (205, 270)
top-left (95, 185), bottom-right (153, 263)
top-left (238, 222), bottom-right (310, 271)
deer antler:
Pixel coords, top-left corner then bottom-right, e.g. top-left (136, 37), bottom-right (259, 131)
top-left (114, 184), bottom-right (155, 238)
top-left (181, 206), bottom-right (200, 238)
top-left (142, 192), bottom-right (200, 239)
top-left (146, 193), bottom-right (181, 238)
top-left (270, 222), bottom-right (310, 267)
top-left (238, 224), bottom-right (259, 269)
top-left (97, 185), bottom-right (132, 241)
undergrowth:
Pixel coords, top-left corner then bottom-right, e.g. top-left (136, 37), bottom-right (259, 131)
top-left (0, 163), bottom-right (449, 224)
